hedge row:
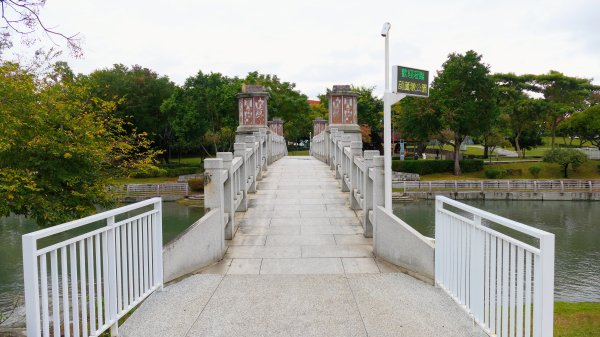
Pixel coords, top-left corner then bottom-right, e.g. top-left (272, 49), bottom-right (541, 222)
top-left (392, 159), bottom-right (484, 175)
top-left (132, 166), bottom-right (201, 178)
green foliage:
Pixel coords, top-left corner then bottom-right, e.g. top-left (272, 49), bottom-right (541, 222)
top-left (559, 105), bottom-right (600, 149)
top-left (187, 178), bottom-right (204, 192)
top-left (164, 167), bottom-right (200, 177)
top-left (543, 148), bottom-right (588, 178)
top-left (131, 165), bottom-right (167, 178)
top-left (529, 71), bottom-right (598, 147)
top-left (528, 165), bottom-right (542, 178)
top-left (392, 160), bottom-right (483, 175)
top-left (0, 61), bottom-right (160, 226)
top-left (393, 96), bottom-right (439, 154)
top-left (485, 168), bottom-right (507, 179)
top-left (430, 50), bottom-right (499, 175)
top-left (82, 64), bottom-right (176, 157)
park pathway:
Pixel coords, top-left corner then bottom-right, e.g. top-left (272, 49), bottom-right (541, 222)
top-left (120, 156), bottom-right (484, 337)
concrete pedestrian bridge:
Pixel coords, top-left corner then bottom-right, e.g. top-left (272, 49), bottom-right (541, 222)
top-left (21, 85), bottom-right (554, 337)
top-left (120, 156), bottom-right (483, 337)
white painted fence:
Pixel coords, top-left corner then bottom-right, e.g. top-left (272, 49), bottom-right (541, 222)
top-left (435, 196), bottom-right (555, 337)
top-left (396, 179), bottom-right (600, 193)
top-left (22, 198), bottom-right (163, 337)
top-left (116, 183), bottom-right (190, 197)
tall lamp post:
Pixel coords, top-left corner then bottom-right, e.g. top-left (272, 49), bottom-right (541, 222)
top-left (381, 22), bottom-right (393, 210)
top-left (381, 22), bottom-right (408, 210)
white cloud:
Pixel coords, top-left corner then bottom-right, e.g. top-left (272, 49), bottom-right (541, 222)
top-left (17, 0), bottom-right (598, 98)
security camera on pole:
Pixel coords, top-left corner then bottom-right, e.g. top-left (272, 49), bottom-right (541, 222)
top-left (381, 22), bottom-right (429, 210)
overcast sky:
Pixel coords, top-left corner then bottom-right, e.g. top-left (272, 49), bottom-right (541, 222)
top-left (31, 0), bottom-right (600, 99)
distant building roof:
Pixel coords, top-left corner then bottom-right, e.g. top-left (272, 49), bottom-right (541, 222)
top-left (308, 99), bottom-right (320, 106)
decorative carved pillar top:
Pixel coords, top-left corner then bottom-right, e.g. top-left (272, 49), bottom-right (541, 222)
top-left (327, 85), bottom-right (360, 133)
top-left (313, 118), bottom-right (327, 136)
top-left (236, 84), bottom-right (270, 134)
top-left (268, 118), bottom-right (284, 136)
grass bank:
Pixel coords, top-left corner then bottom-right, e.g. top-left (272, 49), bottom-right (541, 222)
top-left (555, 301), bottom-right (600, 337)
top-left (419, 161), bottom-right (600, 180)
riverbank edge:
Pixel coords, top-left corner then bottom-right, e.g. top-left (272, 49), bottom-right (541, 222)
top-left (393, 191), bottom-right (600, 201)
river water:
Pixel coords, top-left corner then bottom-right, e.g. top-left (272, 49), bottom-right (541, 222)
top-left (0, 200), bottom-right (597, 318)
top-left (393, 200), bottom-right (600, 303)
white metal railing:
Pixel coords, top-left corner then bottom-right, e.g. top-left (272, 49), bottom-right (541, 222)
top-left (435, 196), bottom-right (555, 337)
top-left (114, 183), bottom-right (190, 197)
top-left (395, 179), bottom-right (599, 193)
top-left (22, 198), bottom-right (163, 337)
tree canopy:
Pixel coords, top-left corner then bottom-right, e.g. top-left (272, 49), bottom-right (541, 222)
top-left (430, 50), bottom-right (498, 175)
top-left (0, 61), bottom-right (160, 226)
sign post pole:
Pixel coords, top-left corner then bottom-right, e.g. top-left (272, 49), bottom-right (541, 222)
top-left (381, 22), bottom-right (429, 210)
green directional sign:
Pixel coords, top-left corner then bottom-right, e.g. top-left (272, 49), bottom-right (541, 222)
top-left (392, 66), bottom-right (429, 97)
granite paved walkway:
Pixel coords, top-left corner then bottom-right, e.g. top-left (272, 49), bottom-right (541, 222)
top-left (121, 156), bottom-right (486, 337)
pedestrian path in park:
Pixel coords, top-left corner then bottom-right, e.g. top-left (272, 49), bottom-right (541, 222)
top-left (120, 156), bottom-right (484, 337)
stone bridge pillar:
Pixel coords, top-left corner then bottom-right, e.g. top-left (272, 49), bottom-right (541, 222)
top-left (236, 84), bottom-right (270, 143)
top-left (313, 118), bottom-right (327, 136)
top-left (268, 118), bottom-right (284, 136)
top-left (326, 85), bottom-right (361, 142)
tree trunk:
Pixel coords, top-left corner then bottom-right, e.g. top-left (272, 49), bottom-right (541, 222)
top-left (453, 135), bottom-right (462, 176)
top-left (515, 132), bottom-right (522, 158)
top-left (483, 145), bottom-right (489, 159)
top-left (551, 119), bottom-right (558, 148)
top-left (563, 164), bottom-right (569, 178)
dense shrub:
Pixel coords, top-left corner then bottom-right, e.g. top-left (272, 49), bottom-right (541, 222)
top-left (164, 167), bottom-right (200, 177)
top-left (485, 168), bottom-right (507, 179)
top-left (506, 168), bottom-right (522, 176)
top-left (529, 165), bottom-right (542, 178)
top-left (187, 178), bottom-right (204, 192)
top-left (392, 159), bottom-right (484, 175)
top-left (131, 165), bottom-right (168, 178)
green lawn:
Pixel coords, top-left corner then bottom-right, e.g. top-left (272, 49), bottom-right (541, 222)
top-left (555, 302), bottom-right (600, 337)
top-left (288, 150), bottom-right (309, 156)
top-left (110, 176), bottom-right (179, 185)
top-left (419, 160), bottom-right (600, 180)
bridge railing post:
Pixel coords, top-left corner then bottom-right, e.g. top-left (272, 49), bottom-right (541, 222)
top-left (366, 155), bottom-right (384, 238)
top-left (234, 143), bottom-right (249, 212)
top-left (260, 128), bottom-right (268, 171)
top-left (349, 141), bottom-right (363, 197)
top-left (245, 136), bottom-right (257, 193)
top-left (203, 158), bottom-right (227, 251)
top-left (217, 152), bottom-right (235, 240)
top-left (252, 132), bottom-right (263, 181)
top-left (339, 135), bottom-right (351, 191)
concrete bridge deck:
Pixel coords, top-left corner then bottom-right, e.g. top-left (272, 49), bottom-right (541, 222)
top-left (121, 156), bottom-right (484, 337)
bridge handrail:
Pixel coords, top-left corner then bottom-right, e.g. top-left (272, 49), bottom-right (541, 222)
top-left (435, 196), bottom-right (554, 337)
top-left (22, 198), bottom-right (163, 337)
top-left (311, 129), bottom-right (555, 336)
top-left (204, 130), bottom-right (287, 240)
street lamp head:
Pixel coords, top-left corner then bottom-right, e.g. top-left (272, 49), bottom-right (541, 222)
top-left (381, 22), bottom-right (391, 37)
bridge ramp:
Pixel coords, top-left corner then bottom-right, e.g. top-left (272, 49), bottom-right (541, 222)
top-left (120, 156), bottom-right (484, 337)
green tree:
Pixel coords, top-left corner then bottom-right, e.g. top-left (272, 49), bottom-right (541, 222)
top-left (393, 96), bottom-right (440, 156)
top-left (162, 71), bottom-right (242, 157)
top-left (559, 105), bottom-right (600, 149)
top-left (529, 71), bottom-right (597, 148)
top-left (0, 61), bottom-right (160, 226)
top-left (82, 64), bottom-right (176, 160)
top-left (431, 50), bottom-right (498, 175)
top-left (352, 86), bottom-right (383, 149)
top-left (543, 148), bottom-right (587, 178)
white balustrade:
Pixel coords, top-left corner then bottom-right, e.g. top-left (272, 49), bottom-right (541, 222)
top-left (435, 196), bottom-right (555, 337)
top-left (311, 130), bottom-right (556, 335)
top-left (22, 198), bottom-right (163, 337)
